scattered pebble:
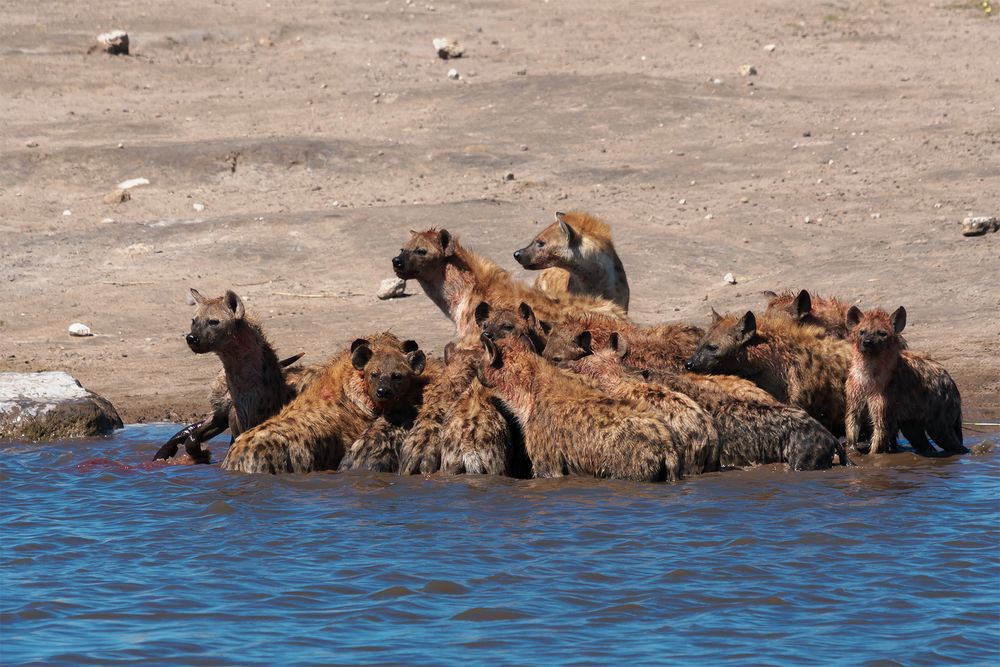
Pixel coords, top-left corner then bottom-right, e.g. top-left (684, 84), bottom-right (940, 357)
top-left (376, 277), bottom-right (407, 300)
top-left (738, 64), bottom-right (757, 76)
top-left (432, 37), bottom-right (464, 59)
top-left (710, 78), bottom-right (724, 85)
top-left (870, 212), bottom-right (881, 219)
top-left (802, 130), bottom-right (812, 137)
top-left (447, 68), bottom-right (460, 80)
top-left (503, 172), bottom-right (515, 181)
top-left (258, 36), bottom-right (275, 48)
top-left (68, 323), bottom-right (93, 337)
top-left (763, 43), bottom-right (777, 53)
top-left (192, 202), bottom-right (206, 212)
top-left (25, 140), bottom-right (39, 148)
top-left (515, 68), bottom-right (527, 76)
top-left (678, 198), bottom-right (686, 205)
top-left (961, 216), bottom-right (1000, 237)
top-left (804, 216), bottom-right (812, 223)
top-left (103, 189), bottom-right (130, 204)
top-left (95, 30), bottom-right (129, 55)
top-left (117, 177), bottom-right (150, 190)
top-left (704, 213), bottom-right (713, 220)
top-left (740, 197), bottom-right (749, 204)
top-left (62, 209), bottom-right (72, 216)
top-left (723, 273), bottom-right (737, 285)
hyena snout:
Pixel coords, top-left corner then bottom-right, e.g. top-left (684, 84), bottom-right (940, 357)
top-left (375, 385), bottom-right (393, 400)
top-left (186, 332), bottom-right (208, 353)
top-left (513, 246), bottom-right (537, 269)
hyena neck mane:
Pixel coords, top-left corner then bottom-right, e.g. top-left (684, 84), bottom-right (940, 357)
top-left (852, 341), bottom-right (901, 390)
top-left (419, 240), bottom-right (510, 324)
top-left (217, 319), bottom-right (283, 392)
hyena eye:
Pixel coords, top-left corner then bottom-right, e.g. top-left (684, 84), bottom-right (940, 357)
top-left (370, 371), bottom-right (379, 378)
top-left (208, 319), bottom-right (220, 326)
top-left (859, 329), bottom-right (868, 336)
top-left (501, 325), bottom-right (514, 333)
top-left (391, 372), bottom-right (402, 380)
top-left (705, 344), bottom-right (719, 353)
top-left (535, 240), bottom-right (545, 248)
top-left (552, 356), bottom-right (563, 363)
top-left (415, 248), bottom-right (428, 256)
top-left (877, 331), bottom-right (887, 338)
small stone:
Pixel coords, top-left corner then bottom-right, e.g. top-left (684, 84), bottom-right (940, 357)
top-left (62, 209), bottom-right (72, 216)
top-left (738, 64), bottom-right (757, 76)
top-left (961, 216), bottom-right (1000, 237)
top-left (117, 142), bottom-right (124, 149)
top-left (723, 272), bottom-right (737, 285)
top-left (711, 78), bottom-right (724, 85)
top-left (258, 36), bottom-right (275, 47)
top-left (870, 212), bottom-right (881, 219)
top-left (704, 213), bottom-right (713, 220)
top-left (192, 202), bottom-right (206, 212)
top-left (95, 30), bottom-right (129, 55)
top-left (763, 43), bottom-right (777, 53)
top-left (515, 68), bottom-right (527, 76)
top-left (678, 198), bottom-right (686, 205)
top-left (117, 177), bottom-right (150, 190)
top-left (802, 130), bottom-right (812, 137)
top-left (503, 172), bottom-right (515, 181)
top-left (520, 144), bottom-right (529, 151)
top-left (447, 68), bottom-right (460, 80)
top-left (376, 277), bottom-right (407, 300)
top-left (68, 323), bottom-right (93, 337)
top-left (25, 140), bottom-right (38, 148)
top-left (103, 189), bottom-right (130, 205)
top-left (740, 197), bottom-right (749, 203)
top-left (432, 37), bottom-right (464, 59)
top-left (804, 216), bottom-right (812, 223)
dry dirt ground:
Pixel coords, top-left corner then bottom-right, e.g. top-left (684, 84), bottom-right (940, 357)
top-left (2, 0), bottom-right (998, 427)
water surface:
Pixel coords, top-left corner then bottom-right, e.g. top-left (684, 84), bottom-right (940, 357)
top-left (2, 425), bottom-right (998, 666)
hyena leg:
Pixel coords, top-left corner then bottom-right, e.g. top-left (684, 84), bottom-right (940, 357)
top-left (868, 396), bottom-right (896, 455)
top-left (924, 420), bottom-right (969, 455)
top-left (845, 400), bottom-right (866, 452)
top-left (898, 422), bottom-right (941, 457)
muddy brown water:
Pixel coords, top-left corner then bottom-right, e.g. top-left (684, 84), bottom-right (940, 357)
top-left (1, 424), bottom-right (998, 666)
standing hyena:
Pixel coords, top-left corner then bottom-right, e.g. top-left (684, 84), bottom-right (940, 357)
top-left (513, 210), bottom-right (631, 312)
top-left (153, 288), bottom-right (301, 464)
top-left (685, 310), bottom-right (852, 436)
top-left (339, 340), bottom-right (429, 473)
top-left (476, 333), bottom-right (685, 482)
top-left (222, 333), bottom-right (410, 474)
top-left (544, 324), bottom-right (848, 470)
top-left (845, 306), bottom-right (965, 456)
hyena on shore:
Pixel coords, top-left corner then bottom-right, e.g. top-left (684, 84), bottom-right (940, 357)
top-left (845, 306), bottom-right (965, 456)
top-left (685, 310), bottom-right (852, 436)
top-left (338, 340), bottom-right (430, 473)
top-left (391, 228), bottom-right (626, 339)
top-left (513, 210), bottom-right (631, 312)
top-left (398, 340), bottom-right (525, 477)
top-left (153, 289), bottom-right (312, 464)
top-left (222, 333), bottom-right (412, 474)
top-left (476, 332), bottom-right (685, 482)
top-left (543, 326), bottom-right (849, 470)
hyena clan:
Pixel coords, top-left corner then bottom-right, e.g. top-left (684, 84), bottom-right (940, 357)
top-left (153, 288), bottom-right (308, 464)
top-left (222, 333), bottom-right (412, 474)
top-left (685, 310), bottom-right (852, 436)
top-left (476, 332), bottom-right (685, 482)
top-left (338, 340), bottom-right (430, 473)
top-left (845, 306), bottom-right (965, 456)
top-left (513, 211), bottom-right (631, 312)
top-left (543, 326), bottom-right (848, 470)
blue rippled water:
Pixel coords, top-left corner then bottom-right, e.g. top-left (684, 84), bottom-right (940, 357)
top-left (2, 424), bottom-right (998, 666)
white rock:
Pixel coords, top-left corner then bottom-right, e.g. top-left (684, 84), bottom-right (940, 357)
top-left (763, 43), bottom-right (777, 53)
top-left (723, 273), bottom-right (737, 285)
top-left (739, 64), bottom-right (758, 76)
top-left (678, 198), bottom-right (686, 205)
top-left (62, 209), bottom-right (72, 216)
top-left (96, 30), bottom-right (129, 55)
top-left (0, 372), bottom-right (123, 439)
top-left (192, 202), bottom-right (206, 212)
top-left (68, 323), bottom-right (93, 337)
top-left (447, 68), bottom-right (460, 80)
top-left (376, 277), bottom-right (407, 300)
top-left (117, 177), bottom-right (150, 190)
top-left (433, 38), bottom-right (464, 59)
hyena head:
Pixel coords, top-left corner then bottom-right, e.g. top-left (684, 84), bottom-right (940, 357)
top-left (541, 326), bottom-right (593, 365)
top-left (764, 289), bottom-right (813, 324)
top-left (474, 300), bottom-right (549, 353)
top-left (392, 228), bottom-right (455, 280)
top-left (513, 211), bottom-right (579, 270)
top-left (847, 306), bottom-right (906, 357)
top-left (684, 310), bottom-right (757, 374)
top-left (186, 288), bottom-right (247, 354)
top-left (570, 332), bottom-right (627, 377)
top-left (351, 338), bottom-right (426, 412)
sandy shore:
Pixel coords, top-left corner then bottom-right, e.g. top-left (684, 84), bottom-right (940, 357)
top-left (2, 0), bottom-right (998, 425)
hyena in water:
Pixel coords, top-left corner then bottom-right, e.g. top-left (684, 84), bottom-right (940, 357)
top-left (685, 310), bottom-right (852, 436)
top-left (339, 340), bottom-right (430, 473)
top-left (153, 288), bottom-right (308, 464)
top-left (544, 324), bottom-right (848, 470)
top-left (513, 210), bottom-right (631, 312)
top-left (476, 332), bottom-right (685, 482)
top-left (222, 333), bottom-right (411, 474)
top-left (845, 306), bottom-right (965, 456)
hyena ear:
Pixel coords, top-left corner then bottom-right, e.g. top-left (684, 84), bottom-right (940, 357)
top-left (608, 332), bottom-right (629, 359)
top-left (558, 219), bottom-right (577, 243)
top-left (351, 338), bottom-right (370, 353)
top-left (710, 307), bottom-right (723, 324)
top-left (189, 288), bottom-right (207, 305)
top-left (576, 331), bottom-right (593, 355)
top-left (736, 311), bottom-right (757, 344)
top-left (518, 302), bottom-right (539, 328)
top-left (224, 290), bottom-right (245, 319)
top-left (539, 320), bottom-right (553, 335)
top-left (846, 306), bottom-right (863, 330)
top-left (890, 307), bottom-right (907, 334)
top-left (351, 344), bottom-right (373, 370)
top-left (443, 341), bottom-right (457, 365)
top-left (554, 211), bottom-right (567, 222)
top-left (640, 369), bottom-right (652, 381)
top-left (479, 332), bottom-right (502, 368)
top-left (762, 290), bottom-right (778, 300)
top-left (793, 290), bottom-right (812, 320)
top-left (401, 339), bottom-right (420, 354)
top-left (439, 229), bottom-right (455, 257)
top-left (407, 350), bottom-right (427, 376)
top-left (474, 301), bottom-right (491, 326)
